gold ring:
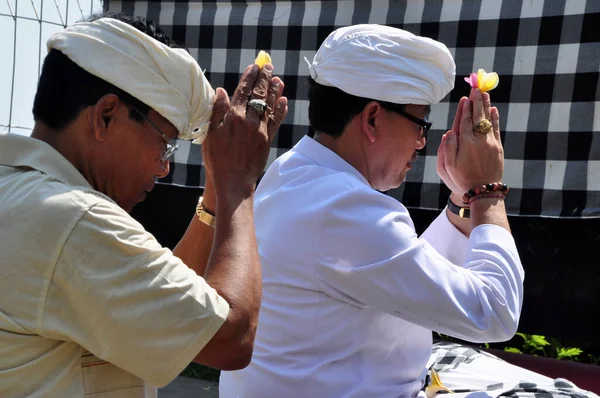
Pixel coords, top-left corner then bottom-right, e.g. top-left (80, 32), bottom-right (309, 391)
top-left (473, 118), bottom-right (493, 134)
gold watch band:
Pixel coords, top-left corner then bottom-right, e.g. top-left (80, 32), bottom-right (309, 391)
top-left (196, 196), bottom-right (216, 227)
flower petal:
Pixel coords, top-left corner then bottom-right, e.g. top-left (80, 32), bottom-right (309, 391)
top-left (477, 69), bottom-right (487, 82)
top-left (471, 73), bottom-right (479, 87)
top-left (465, 73), bottom-right (478, 88)
top-left (255, 50), bottom-right (272, 68)
top-left (479, 72), bottom-right (499, 92)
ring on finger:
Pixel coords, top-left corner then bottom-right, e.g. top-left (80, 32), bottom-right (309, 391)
top-left (248, 99), bottom-right (268, 116)
top-left (473, 118), bottom-right (493, 134)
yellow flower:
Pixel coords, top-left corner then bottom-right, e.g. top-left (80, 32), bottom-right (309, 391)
top-left (425, 368), bottom-right (454, 398)
top-left (254, 50), bottom-right (272, 69)
top-left (477, 69), bottom-right (499, 92)
top-left (464, 69), bottom-right (499, 93)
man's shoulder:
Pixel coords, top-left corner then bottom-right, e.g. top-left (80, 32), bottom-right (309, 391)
top-left (39, 174), bottom-right (112, 212)
top-left (0, 168), bottom-right (127, 270)
top-left (259, 157), bottom-right (400, 217)
top-left (258, 143), bottom-right (407, 214)
top-left (264, 150), bottom-right (369, 192)
top-left (0, 166), bottom-right (116, 222)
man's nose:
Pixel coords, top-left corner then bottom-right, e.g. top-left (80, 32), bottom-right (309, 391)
top-left (416, 134), bottom-right (427, 150)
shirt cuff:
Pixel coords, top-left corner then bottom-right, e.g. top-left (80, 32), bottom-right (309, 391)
top-left (420, 207), bottom-right (469, 265)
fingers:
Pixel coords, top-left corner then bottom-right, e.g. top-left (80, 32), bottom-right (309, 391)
top-left (452, 97), bottom-right (468, 137)
top-left (251, 64), bottom-right (273, 102)
top-left (266, 77), bottom-right (287, 142)
top-left (267, 97), bottom-right (288, 142)
top-left (265, 76), bottom-right (282, 119)
top-left (459, 97), bottom-right (474, 139)
top-left (230, 64), bottom-right (259, 113)
top-left (437, 132), bottom-right (448, 179)
top-left (483, 92), bottom-right (492, 121)
top-left (491, 106), bottom-right (501, 141)
top-left (209, 87), bottom-right (230, 129)
top-left (245, 64), bottom-right (273, 125)
top-left (471, 88), bottom-right (485, 123)
top-left (443, 130), bottom-right (458, 171)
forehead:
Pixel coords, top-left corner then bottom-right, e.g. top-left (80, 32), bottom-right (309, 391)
top-left (405, 104), bottom-right (431, 116)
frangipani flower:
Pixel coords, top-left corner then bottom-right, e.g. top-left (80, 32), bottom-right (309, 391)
top-left (464, 68), bottom-right (499, 93)
top-left (254, 50), bottom-right (272, 68)
top-left (425, 368), bottom-right (453, 398)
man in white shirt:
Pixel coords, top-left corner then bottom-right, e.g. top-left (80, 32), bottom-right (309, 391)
top-left (0, 12), bottom-right (287, 398)
top-left (219, 24), bottom-right (525, 397)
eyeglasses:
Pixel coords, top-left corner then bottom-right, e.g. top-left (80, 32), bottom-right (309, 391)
top-left (131, 106), bottom-right (180, 162)
top-left (386, 106), bottom-right (432, 139)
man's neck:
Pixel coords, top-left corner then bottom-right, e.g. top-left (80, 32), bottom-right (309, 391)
top-left (313, 131), bottom-right (371, 183)
top-left (31, 123), bottom-right (97, 190)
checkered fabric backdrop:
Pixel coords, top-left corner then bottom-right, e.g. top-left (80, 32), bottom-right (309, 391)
top-left (106, 0), bottom-right (600, 218)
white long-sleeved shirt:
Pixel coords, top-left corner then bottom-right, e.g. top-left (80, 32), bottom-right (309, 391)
top-left (220, 135), bottom-right (524, 398)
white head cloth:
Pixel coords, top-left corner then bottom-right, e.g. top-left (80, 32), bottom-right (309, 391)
top-left (305, 24), bottom-right (456, 105)
top-left (47, 17), bottom-right (214, 144)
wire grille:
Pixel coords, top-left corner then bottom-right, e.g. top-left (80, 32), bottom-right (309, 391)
top-left (1, 0), bottom-right (105, 135)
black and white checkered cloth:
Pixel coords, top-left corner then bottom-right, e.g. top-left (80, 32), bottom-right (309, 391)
top-left (428, 342), bottom-right (598, 398)
top-left (107, 0), bottom-right (600, 218)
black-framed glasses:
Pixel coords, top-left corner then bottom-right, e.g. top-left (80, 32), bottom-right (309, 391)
top-left (131, 106), bottom-right (180, 162)
top-left (385, 106), bottom-right (432, 138)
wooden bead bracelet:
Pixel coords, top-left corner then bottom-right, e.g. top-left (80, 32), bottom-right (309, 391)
top-left (462, 182), bottom-right (509, 205)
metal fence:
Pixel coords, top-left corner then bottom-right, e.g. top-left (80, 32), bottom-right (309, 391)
top-left (1, 0), bottom-right (104, 136)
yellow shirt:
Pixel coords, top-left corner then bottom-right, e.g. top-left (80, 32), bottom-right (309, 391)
top-left (0, 133), bottom-right (229, 397)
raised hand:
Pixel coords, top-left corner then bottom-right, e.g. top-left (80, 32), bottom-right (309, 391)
top-left (437, 88), bottom-right (503, 196)
top-left (202, 63), bottom-right (288, 195)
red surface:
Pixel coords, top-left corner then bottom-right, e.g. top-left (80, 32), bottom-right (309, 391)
top-left (487, 348), bottom-right (600, 394)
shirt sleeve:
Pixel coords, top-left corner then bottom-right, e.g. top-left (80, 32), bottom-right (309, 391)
top-left (39, 199), bottom-right (230, 387)
top-left (314, 187), bottom-right (524, 343)
top-left (420, 208), bottom-right (469, 265)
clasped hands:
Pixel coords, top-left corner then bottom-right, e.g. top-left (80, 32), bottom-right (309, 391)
top-left (437, 88), bottom-right (504, 202)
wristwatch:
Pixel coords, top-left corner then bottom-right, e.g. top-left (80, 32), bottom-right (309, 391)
top-left (447, 196), bottom-right (470, 219)
top-left (196, 196), bottom-right (216, 227)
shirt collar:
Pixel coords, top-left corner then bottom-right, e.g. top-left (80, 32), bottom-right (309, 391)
top-left (293, 135), bottom-right (371, 187)
top-left (0, 133), bottom-right (93, 189)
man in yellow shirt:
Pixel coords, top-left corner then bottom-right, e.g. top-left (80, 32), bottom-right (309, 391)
top-left (0, 12), bottom-right (287, 398)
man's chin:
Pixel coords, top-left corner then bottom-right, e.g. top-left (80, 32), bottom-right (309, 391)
top-left (371, 168), bottom-right (411, 192)
top-left (118, 194), bottom-right (146, 214)
top-left (375, 180), bottom-right (405, 193)
top-left (121, 203), bottom-right (135, 214)
top-left (393, 170), bottom-right (410, 189)
top-left (132, 191), bottom-right (149, 210)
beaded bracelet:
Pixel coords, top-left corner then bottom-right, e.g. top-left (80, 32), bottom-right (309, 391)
top-left (462, 182), bottom-right (509, 205)
top-left (469, 193), bottom-right (505, 205)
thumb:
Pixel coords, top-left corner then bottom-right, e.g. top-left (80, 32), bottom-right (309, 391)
top-left (444, 129), bottom-right (458, 171)
top-left (209, 87), bottom-right (230, 128)
top-left (437, 132), bottom-right (447, 177)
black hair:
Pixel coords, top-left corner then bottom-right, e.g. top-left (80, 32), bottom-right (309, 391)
top-left (32, 12), bottom-right (176, 130)
top-left (307, 76), bottom-right (405, 138)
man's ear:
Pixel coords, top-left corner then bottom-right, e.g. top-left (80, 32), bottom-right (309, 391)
top-left (91, 94), bottom-right (121, 141)
top-left (359, 101), bottom-right (381, 144)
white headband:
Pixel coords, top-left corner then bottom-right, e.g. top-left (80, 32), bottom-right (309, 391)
top-left (47, 18), bottom-right (214, 144)
top-left (306, 24), bottom-right (455, 105)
